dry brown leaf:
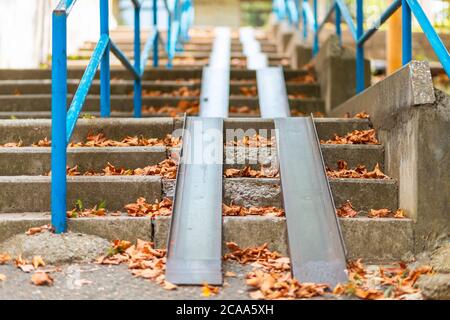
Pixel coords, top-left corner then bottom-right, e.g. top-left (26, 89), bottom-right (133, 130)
top-left (326, 161), bottom-right (389, 179)
top-left (201, 283), bottom-right (219, 297)
top-left (334, 260), bottom-right (433, 300)
top-left (222, 204), bottom-right (285, 217)
top-left (124, 198), bottom-right (172, 218)
top-left (0, 253), bottom-right (11, 265)
top-left (32, 256), bottom-right (45, 269)
top-left (368, 208), bottom-right (391, 218)
top-left (321, 129), bottom-right (379, 145)
top-left (225, 271), bottom-right (237, 278)
top-left (336, 200), bottom-right (358, 218)
top-left (163, 281), bottom-right (177, 290)
top-left (224, 165), bottom-right (279, 178)
top-left (31, 272), bottom-right (54, 286)
top-left (25, 224), bottom-right (52, 236)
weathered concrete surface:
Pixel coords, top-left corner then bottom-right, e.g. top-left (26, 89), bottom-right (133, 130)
top-left (222, 145), bottom-right (384, 171)
top-left (276, 22), bottom-right (295, 55)
top-left (0, 232), bottom-right (110, 264)
top-left (331, 61), bottom-right (449, 252)
top-left (0, 147), bottom-right (167, 175)
top-left (0, 213), bottom-right (152, 243)
top-left (0, 118), bottom-right (175, 145)
top-left (339, 218), bottom-right (414, 262)
top-left (153, 216), bottom-right (414, 263)
top-left (0, 67), bottom-right (203, 81)
top-left (0, 80), bottom-right (200, 95)
top-left (0, 95), bottom-right (199, 112)
top-left (284, 31), bottom-right (313, 69)
top-left (314, 35), bottom-right (371, 113)
top-left (0, 176), bottom-right (162, 213)
top-left (418, 274), bottom-right (450, 300)
top-left (162, 178), bottom-right (398, 212)
top-left (223, 118), bottom-right (371, 141)
top-left (429, 242), bottom-right (450, 274)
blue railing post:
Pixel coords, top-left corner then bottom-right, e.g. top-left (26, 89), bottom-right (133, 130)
top-left (100, 0), bottom-right (111, 117)
top-left (167, 8), bottom-right (173, 68)
top-left (51, 9), bottom-right (68, 234)
top-left (134, 2), bottom-right (142, 118)
top-left (302, 0), bottom-right (308, 40)
top-left (153, 0), bottom-right (159, 67)
top-left (356, 0), bottom-right (365, 93)
top-left (335, 2), bottom-right (342, 46)
top-left (313, 0), bottom-right (319, 56)
top-left (402, 0), bottom-right (412, 65)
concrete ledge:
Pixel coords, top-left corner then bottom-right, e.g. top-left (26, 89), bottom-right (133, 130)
top-left (0, 118), bottom-right (371, 145)
top-left (0, 147), bottom-right (167, 175)
top-left (0, 80), bottom-right (200, 95)
top-left (0, 212), bottom-right (152, 243)
top-left (0, 95), bottom-right (199, 112)
top-left (222, 145), bottom-right (384, 170)
top-left (162, 177), bottom-right (398, 211)
top-left (0, 214), bottom-right (414, 263)
top-left (0, 176), bottom-right (162, 213)
top-left (0, 118), bottom-right (175, 145)
top-left (223, 118), bottom-right (371, 140)
top-left (330, 61), bottom-right (436, 125)
top-left (152, 216), bottom-right (414, 263)
top-left (314, 35), bottom-right (371, 112)
top-left (330, 61), bottom-right (449, 252)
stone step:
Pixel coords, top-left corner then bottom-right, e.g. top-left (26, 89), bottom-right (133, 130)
top-left (0, 95), bottom-right (323, 114)
top-left (0, 118), bottom-right (370, 145)
top-left (0, 213), bottom-right (414, 263)
top-left (0, 144), bottom-right (383, 176)
top-left (0, 176), bottom-right (397, 215)
top-left (74, 50), bottom-right (286, 61)
top-left (0, 68), bottom-right (308, 81)
top-left (162, 177), bottom-right (398, 213)
top-left (79, 42), bottom-right (278, 53)
top-left (0, 80), bottom-right (319, 97)
top-left (0, 147), bottom-right (167, 175)
top-left (0, 176), bottom-right (161, 213)
top-left (153, 216), bottom-right (413, 263)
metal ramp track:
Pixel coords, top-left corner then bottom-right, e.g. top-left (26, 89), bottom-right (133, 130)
top-left (257, 68), bottom-right (347, 286)
top-left (239, 27), bottom-right (268, 70)
top-left (257, 67), bottom-right (290, 118)
top-left (275, 117), bottom-right (347, 287)
top-left (165, 117), bottom-right (224, 285)
top-left (200, 27), bottom-right (230, 117)
top-left (166, 27), bottom-right (230, 285)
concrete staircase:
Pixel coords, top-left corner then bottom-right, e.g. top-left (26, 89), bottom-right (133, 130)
top-left (0, 27), bottom-right (414, 267)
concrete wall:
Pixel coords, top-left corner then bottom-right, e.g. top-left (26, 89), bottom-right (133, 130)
top-left (194, 0), bottom-right (241, 27)
top-left (330, 61), bottom-right (450, 253)
top-left (314, 35), bottom-right (371, 113)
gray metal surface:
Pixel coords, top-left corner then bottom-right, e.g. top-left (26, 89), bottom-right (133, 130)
top-left (199, 67), bottom-right (229, 118)
top-left (239, 27), bottom-right (268, 70)
top-left (257, 67), bottom-right (291, 118)
top-left (275, 117), bottom-right (347, 287)
top-left (209, 27), bottom-right (231, 69)
top-left (200, 27), bottom-right (230, 117)
top-left (166, 117), bottom-right (223, 285)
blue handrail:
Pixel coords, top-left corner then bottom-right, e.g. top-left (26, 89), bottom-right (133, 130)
top-left (273, 0), bottom-right (450, 94)
top-left (51, 0), bottom-right (193, 233)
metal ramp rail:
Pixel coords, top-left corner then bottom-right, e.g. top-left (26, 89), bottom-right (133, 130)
top-left (239, 27), bottom-right (268, 70)
top-left (166, 28), bottom-right (231, 285)
top-left (257, 67), bottom-right (347, 286)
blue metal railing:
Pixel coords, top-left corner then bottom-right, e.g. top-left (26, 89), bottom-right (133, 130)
top-left (273, 0), bottom-right (450, 94)
top-left (51, 0), bottom-right (193, 233)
